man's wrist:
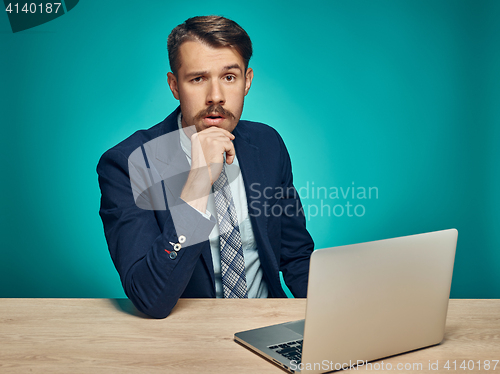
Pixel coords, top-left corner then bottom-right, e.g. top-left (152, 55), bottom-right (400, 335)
top-left (180, 167), bottom-right (212, 212)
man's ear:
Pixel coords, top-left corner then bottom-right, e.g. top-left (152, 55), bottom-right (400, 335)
top-left (244, 68), bottom-right (254, 96)
top-left (167, 72), bottom-right (180, 100)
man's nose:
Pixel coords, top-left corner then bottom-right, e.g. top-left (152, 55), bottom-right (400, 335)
top-left (206, 80), bottom-right (225, 105)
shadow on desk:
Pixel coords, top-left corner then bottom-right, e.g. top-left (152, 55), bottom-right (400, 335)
top-left (108, 298), bottom-right (152, 319)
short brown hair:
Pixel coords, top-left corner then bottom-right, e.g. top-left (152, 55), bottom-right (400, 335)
top-left (167, 16), bottom-right (253, 76)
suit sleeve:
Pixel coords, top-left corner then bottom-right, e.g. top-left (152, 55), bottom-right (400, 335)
top-left (97, 148), bottom-right (215, 318)
top-left (275, 133), bottom-right (314, 298)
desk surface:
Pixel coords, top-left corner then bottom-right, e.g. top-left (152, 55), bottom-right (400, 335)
top-left (0, 299), bottom-right (499, 373)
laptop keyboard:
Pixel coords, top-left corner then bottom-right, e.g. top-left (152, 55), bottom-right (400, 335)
top-left (268, 339), bottom-right (303, 364)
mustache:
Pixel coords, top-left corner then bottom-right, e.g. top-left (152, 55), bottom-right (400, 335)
top-left (194, 105), bottom-right (235, 121)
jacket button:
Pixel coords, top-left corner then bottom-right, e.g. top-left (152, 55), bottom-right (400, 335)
top-left (174, 243), bottom-right (182, 252)
top-left (169, 251), bottom-right (177, 260)
top-left (178, 235), bottom-right (186, 244)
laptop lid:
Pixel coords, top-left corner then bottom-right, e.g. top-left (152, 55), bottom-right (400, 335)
top-left (301, 229), bottom-right (457, 372)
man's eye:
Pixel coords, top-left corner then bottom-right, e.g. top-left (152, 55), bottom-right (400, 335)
top-left (192, 77), bottom-right (203, 83)
top-left (225, 75), bottom-right (236, 82)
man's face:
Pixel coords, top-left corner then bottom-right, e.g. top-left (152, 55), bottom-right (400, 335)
top-left (167, 40), bottom-right (253, 133)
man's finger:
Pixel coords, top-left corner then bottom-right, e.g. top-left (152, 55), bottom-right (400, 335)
top-left (225, 141), bottom-right (236, 165)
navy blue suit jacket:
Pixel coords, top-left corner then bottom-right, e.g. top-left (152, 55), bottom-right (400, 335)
top-left (97, 107), bottom-right (314, 318)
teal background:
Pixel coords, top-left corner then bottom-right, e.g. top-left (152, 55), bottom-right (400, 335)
top-left (1, 0), bottom-right (499, 298)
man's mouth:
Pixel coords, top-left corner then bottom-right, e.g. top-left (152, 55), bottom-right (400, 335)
top-left (203, 113), bottom-right (226, 126)
top-left (205, 114), bottom-right (224, 119)
top-left (195, 105), bottom-right (234, 127)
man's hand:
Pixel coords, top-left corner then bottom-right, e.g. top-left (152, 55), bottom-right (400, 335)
top-left (191, 127), bottom-right (236, 183)
top-left (180, 127), bottom-right (235, 213)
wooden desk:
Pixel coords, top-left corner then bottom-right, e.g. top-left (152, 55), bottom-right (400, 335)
top-left (0, 299), bottom-right (498, 373)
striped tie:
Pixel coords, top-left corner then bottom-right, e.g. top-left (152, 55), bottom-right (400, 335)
top-left (213, 166), bottom-right (248, 298)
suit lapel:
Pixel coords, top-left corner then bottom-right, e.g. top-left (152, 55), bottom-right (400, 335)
top-left (233, 123), bottom-right (266, 224)
top-left (152, 110), bottom-right (191, 198)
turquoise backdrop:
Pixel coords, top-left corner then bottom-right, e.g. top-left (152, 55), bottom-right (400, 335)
top-left (1, 0), bottom-right (499, 298)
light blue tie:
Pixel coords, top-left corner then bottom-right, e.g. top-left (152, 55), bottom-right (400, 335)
top-left (213, 165), bottom-right (248, 298)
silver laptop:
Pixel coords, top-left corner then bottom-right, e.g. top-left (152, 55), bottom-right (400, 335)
top-left (234, 229), bottom-right (458, 373)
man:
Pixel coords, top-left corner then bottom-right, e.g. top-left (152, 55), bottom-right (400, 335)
top-left (97, 16), bottom-right (314, 318)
